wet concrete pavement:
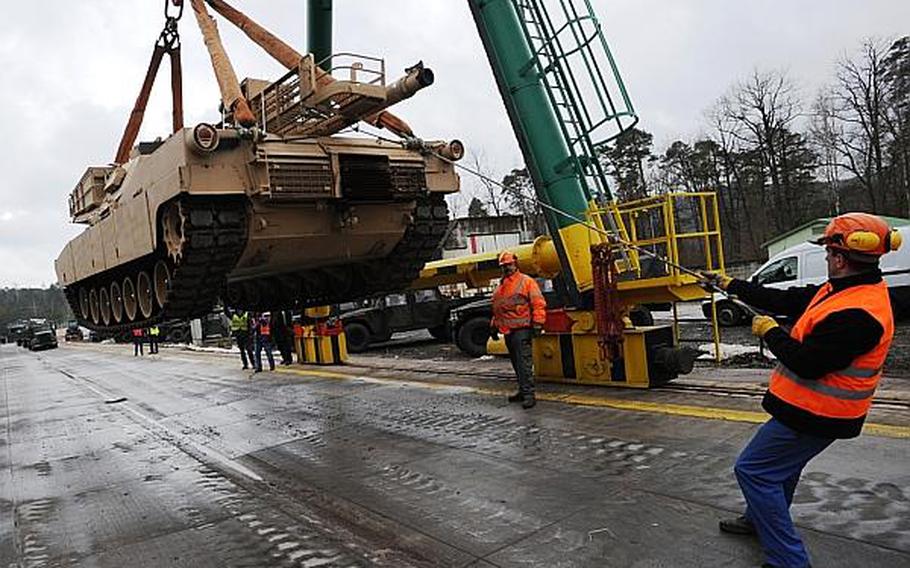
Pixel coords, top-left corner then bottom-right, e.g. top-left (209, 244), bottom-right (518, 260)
top-left (2, 343), bottom-right (909, 567)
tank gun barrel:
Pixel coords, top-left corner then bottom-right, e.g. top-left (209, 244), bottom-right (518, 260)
top-left (301, 62), bottom-right (434, 137)
top-left (385, 63), bottom-right (434, 108)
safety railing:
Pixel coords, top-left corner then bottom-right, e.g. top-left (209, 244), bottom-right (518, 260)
top-left (248, 52), bottom-right (388, 137)
top-left (594, 191), bottom-right (725, 362)
top-left (600, 192), bottom-right (725, 281)
top-left (316, 52), bottom-right (387, 87)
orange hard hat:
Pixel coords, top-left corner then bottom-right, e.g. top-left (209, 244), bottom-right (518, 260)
top-left (811, 212), bottom-right (902, 260)
top-left (498, 250), bottom-right (518, 266)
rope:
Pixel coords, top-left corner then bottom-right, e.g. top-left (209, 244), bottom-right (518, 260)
top-left (365, 130), bottom-right (721, 285)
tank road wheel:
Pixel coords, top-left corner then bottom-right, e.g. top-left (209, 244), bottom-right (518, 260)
top-left (137, 270), bottom-right (154, 319)
top-left (79, 288), bottom-right (90, 320)
top-left (153, 260), bottom-right (171, 309)
top-left (110, 282), bottom-right (123, 323)
top-left (162, 201), bottom-right (187, 264)
top-left (89, 288), bottom-right (100, 325)
top-left (123, 276), bottom-right (138, 322)
top-left (99, 288), bottom-right (112, 326)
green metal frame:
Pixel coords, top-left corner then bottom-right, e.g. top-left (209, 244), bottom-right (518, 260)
top-left (512, 0), bottom-right (638, 203)
top-left (469, 0), bottom-right (638, 304)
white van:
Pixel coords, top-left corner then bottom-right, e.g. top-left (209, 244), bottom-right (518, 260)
top-left (705, 226), bottom-right (910, 326)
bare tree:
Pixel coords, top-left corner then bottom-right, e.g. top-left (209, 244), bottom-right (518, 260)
top-left (882, 36), bottom-right (910, 215)
top-left (809, 93), bottom-right (843, 215)
top-left (501, 167), bottom-right (547, 235)
top-left (828, 39), bottom-right (893, 211)
top-left (445, 193), bottom-right (467, 219)
top-left (706, 103), bottom-right (763, 257)
top-left (718, 69), bottom-right (807, 231)
top-left (469, 151), bottom-right (504, 216)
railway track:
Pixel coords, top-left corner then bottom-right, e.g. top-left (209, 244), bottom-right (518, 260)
top-left (346, 359), bottom-right (910, 411)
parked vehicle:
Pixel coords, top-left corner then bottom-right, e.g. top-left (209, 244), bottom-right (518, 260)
top-left (29, 330), bottom-right (58, 351)
top-left (339, 289), bottom-right (479, 353)
top-left (19, 319), bottom-right (55, 350)
top-left (5, 321), bottom-right (28, 346)
top-left (64, 324), bottom-right (84, 342)
top-left (703, 226), bottom-right (910, 326)
top-left (449, 296), bottom-right (497, 358)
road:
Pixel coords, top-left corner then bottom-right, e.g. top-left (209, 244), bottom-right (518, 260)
top-left (2, 343), bottom-right (909, 567)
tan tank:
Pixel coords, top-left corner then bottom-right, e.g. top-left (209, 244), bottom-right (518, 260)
top-left (55, 1), bottom-right (461, 331)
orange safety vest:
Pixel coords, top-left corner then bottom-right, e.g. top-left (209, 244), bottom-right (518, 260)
top-left (768, 281), bottom-right (893, 420)
top-left (491, 272), bottom-right (547, 333)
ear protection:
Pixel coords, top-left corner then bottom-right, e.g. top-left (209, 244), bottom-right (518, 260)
top-left (840, 228), bottom-right (902, 253)
top-left (888, 228), bottom-right (903, 252)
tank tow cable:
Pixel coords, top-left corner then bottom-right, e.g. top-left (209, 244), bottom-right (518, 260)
top-left (373, 131), bottom-right (765, 350)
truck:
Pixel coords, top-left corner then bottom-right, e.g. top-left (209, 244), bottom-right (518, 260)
top-left (18, 319), bottom-right (56, 350)
top-left (29, 329), bottom-right (59, 351)
top-left (339, 289), bottom-right (481, 352)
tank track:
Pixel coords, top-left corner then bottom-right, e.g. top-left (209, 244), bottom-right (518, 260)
top-left (64, 197), bottom-right (248, 332)
top-left (224, 193), bottom-right (450, 311)
top-left (65, 193), bottom-right (448, 328)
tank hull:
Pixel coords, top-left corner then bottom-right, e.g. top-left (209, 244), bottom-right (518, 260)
top-left (57, 127), bottom-right (457, 330)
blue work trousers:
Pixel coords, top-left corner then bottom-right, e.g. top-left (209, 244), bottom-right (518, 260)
top-left (255, 335), bottom-right (275, 372)
top-left (734, 417), bottom-right (834, 568)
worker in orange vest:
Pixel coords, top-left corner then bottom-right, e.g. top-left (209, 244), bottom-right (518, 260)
top-left (131, 327), bottom-right (144, 357)
top-left (490, 250), bottom-right (547, 409)
top-left (700, 213), bottom-right (901, 568)
top-left (253, 311), bottom-right (275, 373)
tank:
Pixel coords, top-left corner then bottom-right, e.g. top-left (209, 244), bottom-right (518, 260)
top-left (55, 54), bottom-right (462, 332)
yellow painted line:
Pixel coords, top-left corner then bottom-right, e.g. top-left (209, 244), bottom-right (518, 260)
top-left (532, 392), bottom-right (769, 423)
top-left (863, 423), bottom-right (910, 439)
top-left (279, 367), bottom-right (352, 380)
top-left (276, 367), bottom-right (474, 392)
top-left (275, 367), bottom-right (910, 439)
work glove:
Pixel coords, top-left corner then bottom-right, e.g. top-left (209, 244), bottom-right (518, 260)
top-left (697, 270), bottom-right (733, 291)
top-left (489, 326), bottom-right (500, 341)
top-left (751, 315), bottom-right (779, 338)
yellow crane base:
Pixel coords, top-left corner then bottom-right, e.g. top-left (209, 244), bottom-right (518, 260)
top-left (532, 323), bottom-right (681, 388)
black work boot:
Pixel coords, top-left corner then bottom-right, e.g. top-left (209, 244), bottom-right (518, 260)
top-left (521, 394), bottom-right (536, 409)
top-left (718, 514), bottom-right (756, 536)
top-left (507, 392), bottom-right (523, 403)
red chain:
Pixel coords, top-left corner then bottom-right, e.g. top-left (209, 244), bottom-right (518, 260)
top-left (591, 243), bottom-right (624, 361)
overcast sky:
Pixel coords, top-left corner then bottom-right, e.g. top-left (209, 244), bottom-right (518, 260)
top-left (1, 1), bottom-right (908, 287)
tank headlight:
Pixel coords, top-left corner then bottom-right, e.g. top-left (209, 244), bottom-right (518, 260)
top-left (191, 123), bottom-right (220, 153)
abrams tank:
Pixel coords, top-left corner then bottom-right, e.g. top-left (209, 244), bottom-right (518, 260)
top-left (56, 33), bottom-right (461, 331)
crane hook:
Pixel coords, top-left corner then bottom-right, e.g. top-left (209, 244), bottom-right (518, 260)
top-left (166, 0), bottom-right (184, 22)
